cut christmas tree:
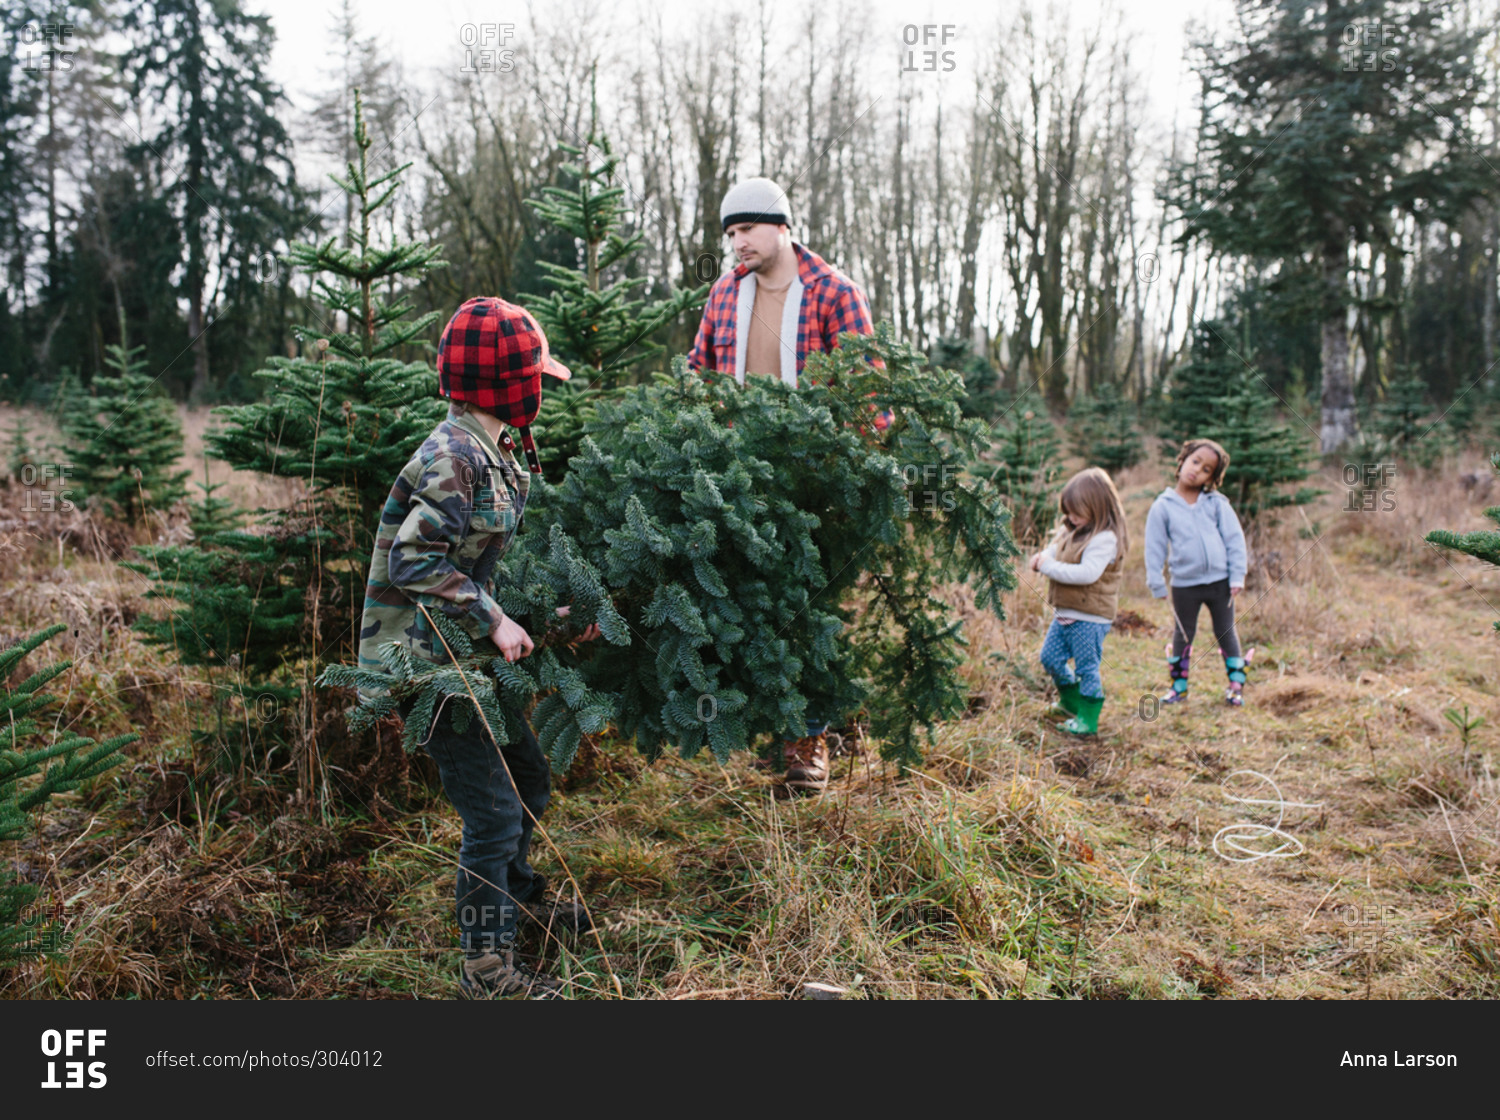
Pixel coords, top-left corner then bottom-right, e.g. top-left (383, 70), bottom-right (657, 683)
top-left (326, 326), bottom-right (1020, 770)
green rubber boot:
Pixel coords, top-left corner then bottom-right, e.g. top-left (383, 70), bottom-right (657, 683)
top-left (1060, 693), bottom-right (1104, 737)
top-left (1046, 680), bottom-right (1082, 719)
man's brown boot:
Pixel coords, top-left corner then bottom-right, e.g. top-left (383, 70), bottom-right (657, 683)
top-left (783, 732), bottom-right (830, 794)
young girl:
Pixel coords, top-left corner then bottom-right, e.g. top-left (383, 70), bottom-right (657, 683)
top-left (1143, 438), bottom-right (1252, 706)
top-left (1031, 467), bottom-right (1129, 736)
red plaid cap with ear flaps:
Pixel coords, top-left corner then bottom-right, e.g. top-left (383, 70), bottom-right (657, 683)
top-left (436, 296), bottom-right (571, 475)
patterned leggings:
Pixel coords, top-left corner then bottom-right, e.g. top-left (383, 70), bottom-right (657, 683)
top-left (1039, 617), bottom-right (1113, 699)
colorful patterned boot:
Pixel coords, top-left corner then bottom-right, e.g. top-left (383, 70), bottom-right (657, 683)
top-left (1224, 647), bottom-right (1254, 707)
top-left (1161, 642), bottom-right (1191, 705)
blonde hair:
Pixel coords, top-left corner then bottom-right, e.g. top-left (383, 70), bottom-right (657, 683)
top-left (1175, 438), bottom-right (1230, 491)
top-left (1050, 467), bottom-right (1129, 563)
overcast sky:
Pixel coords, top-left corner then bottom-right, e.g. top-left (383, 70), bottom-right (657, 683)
top-left (248, 0), bottom-right (1238, 145)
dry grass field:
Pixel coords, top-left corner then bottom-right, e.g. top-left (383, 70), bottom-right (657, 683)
top-left (3, 403), bottom-right (1498, 999)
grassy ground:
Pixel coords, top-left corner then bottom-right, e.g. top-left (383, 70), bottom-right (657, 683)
top-left (3, 405), bottom-right (1498, 998)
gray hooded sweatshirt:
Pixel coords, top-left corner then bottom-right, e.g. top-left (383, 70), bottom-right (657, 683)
top-left (1143, 487), bottom-right (1247, 599)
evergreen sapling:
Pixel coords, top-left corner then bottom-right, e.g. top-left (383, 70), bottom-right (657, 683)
top-left (127, 91), bottom-right (448, 786)
top-left (1160, 320), bottom-right (1319, 521)
top-left (1, 625), bottom-right (133, 965)
top-left (988, 406), bottom-right (1064, 545)
top-left (61, 341), bottom-right (188, 524)
top-left (1427, 451), bottom-right (1500, 629)
top-left (522, 81), bottom-right (707, 478)
top-left (1068, 383), bottom-right (1144, 475)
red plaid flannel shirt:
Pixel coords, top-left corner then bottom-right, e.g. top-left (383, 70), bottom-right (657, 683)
top-left (688, 243), bottom-right (878, 378)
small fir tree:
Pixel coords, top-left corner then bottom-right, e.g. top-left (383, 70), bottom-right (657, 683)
top-left (523, 78), bottom-right (707, 477)
top-left (186, 456), bottom-right (243, 538)
top-left (1444, 386), bottom-right (1477, 447)
top-left (5, 410), bottom-right (33, 481)
top-left (2, 625), bottom-right (133, 965)
top-left (61, 340), bottom-right (189, 523)
top-left (127, 90), bottom-right (447, 783)
top-left (931, 335), bottom-right (1007, 421)
top-left (1068, 383), bottom-right (1144, 475)
top-left (1160, 320), bottom-right (1319, 521)
top-left (988, 406), bottom-right (1065, 545)
top-left (1374, 374), bottom-right (1440, 468)
top-left (1427, 452), bottom-right (1500, 630)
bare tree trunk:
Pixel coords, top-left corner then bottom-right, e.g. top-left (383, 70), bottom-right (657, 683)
top-left (1485, 202), bottom-right (1498, 374)
top-left (954, 89), bottom-right (995, 344)
top-left (893, 91), bottom-right (908, 337)
top-left (1319, 240), bottom-right (1358, 452)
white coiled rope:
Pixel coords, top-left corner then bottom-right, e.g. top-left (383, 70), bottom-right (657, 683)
top-left (1212, 769), bottom-right (1321, 862)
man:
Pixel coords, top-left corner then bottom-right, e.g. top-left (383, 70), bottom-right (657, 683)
top-left (689, 176), bottom-right (877, 386)
top-left (688, 177), bottom-right (880, 794)
top-left (358, 296), bottom-right (597, 999)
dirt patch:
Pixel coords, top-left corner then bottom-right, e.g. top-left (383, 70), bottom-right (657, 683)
top-left (1112, 609), bottom-right (1158, 636)
top-left (1255, 674), bottom-right (1339, 717)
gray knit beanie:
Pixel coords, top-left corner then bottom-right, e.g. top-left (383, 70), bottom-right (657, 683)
top-left (720, 177), bottom-right (792, 231)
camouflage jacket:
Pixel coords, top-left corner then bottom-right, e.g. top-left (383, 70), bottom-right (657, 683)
top-left (357, 407), bottom-right (529, 694)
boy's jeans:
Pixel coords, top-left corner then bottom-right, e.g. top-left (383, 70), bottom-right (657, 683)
top-left (402, 695), bottom-right (551, 955)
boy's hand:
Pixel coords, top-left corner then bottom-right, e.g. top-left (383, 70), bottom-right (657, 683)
top-left (1029, 552), bottom-right (1043, 572)
top-left (554, 604), bottom-right (601, 644)
top-left (491, 614), bottom-right (535, 661)
top-left (1230, 586), bottom-right (1243, 597)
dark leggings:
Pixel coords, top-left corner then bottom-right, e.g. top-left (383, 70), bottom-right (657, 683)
top-left (1170, 579), bottom-right (1242, 659)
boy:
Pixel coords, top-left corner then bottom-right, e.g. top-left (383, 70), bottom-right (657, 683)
top-left (358, 296), bottom-right (594, 998)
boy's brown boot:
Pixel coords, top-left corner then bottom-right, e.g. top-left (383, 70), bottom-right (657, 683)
top-left (460, 949), bottom-right (563, 999)
top-left (782, 732), bottom-right (830, 794)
